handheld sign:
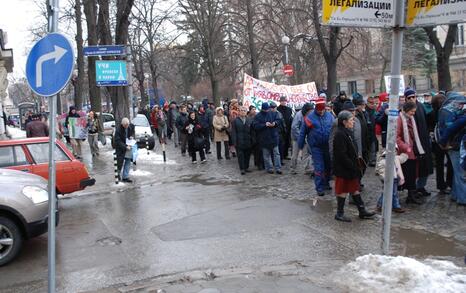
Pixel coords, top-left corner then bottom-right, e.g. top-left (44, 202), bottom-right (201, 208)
top-left (25, 33), bottom-right (74, 97)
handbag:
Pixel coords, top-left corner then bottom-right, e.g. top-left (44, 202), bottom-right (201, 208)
top-left (194, 135), bottom-right (205, 150)
top-left (98, 132), bottom-right (107, 145)
top-left (357, 157), bottom-right (367, 170)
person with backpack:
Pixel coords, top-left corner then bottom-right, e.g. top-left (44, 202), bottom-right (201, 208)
top-left (437, 92), bottom-right (466, 205)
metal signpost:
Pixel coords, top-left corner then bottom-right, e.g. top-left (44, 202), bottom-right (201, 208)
top-left (25, 0), bottom-right (74, 291)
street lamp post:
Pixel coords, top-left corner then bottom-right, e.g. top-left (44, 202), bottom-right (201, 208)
top-left (281, 35), bottom-right (290, 64)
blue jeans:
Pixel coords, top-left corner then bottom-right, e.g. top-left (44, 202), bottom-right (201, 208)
top-left (449, 150), bottom-right (466, 204)
top-left (377, 179), bottom-right (401, 209)
top-left (262, 146), bottom-right (281, 172)
top-left (310, 146), bottom-right (331, 193)
top-left (122, 158), bottom-right (132, 180)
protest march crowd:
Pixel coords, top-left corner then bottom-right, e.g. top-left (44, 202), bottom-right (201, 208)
top-left (21, 88), bottom-right (466, 222)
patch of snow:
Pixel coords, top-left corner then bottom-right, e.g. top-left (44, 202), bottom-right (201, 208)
top-left (7, 126), bottom-right (25, 139)
top-left (101, 148), bottom-right (177, 165)
top-left (130, 169), bottom-right (152, 177)
top-left (335, 254), bottom-right (466, 293)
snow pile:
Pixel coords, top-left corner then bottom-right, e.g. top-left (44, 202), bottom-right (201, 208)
top-left (136, 149), bottom-right (177, 165)
top-left (130, 169), bottom-right (152, 177)
top-left (7, 126), bottom-right (25, 139)
top-left (335, 254), bottom-right (466, 293)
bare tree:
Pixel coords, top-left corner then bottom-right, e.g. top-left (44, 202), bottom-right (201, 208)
top-left (73, 0), bottom-right (85, 110)
top-left (424, 25), bottom-right (458, 91)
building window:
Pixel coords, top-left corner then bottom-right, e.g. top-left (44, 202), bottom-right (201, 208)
top-left (365, 80), bottom-right (375, 94)
top-left (455, 24), bottom-right (464, 46)
top-left (348, 81), bottom-right (357, 94)
top-left (408, 75), bottom-right (416, 90)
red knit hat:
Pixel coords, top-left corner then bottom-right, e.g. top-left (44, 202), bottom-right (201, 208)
top-left (315, 98), bottom-right (326, 111)
top-left (379, 92), bottom-right (389, 102)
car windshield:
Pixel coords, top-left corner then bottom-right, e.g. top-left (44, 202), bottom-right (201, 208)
top-left (132, 116), bottom-right (149, 127)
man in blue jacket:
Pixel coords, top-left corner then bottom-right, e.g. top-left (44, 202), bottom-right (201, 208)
top-left (298, 99), bottom-right (335, 196)
top-left (253, 102), bottom-right (283, 174)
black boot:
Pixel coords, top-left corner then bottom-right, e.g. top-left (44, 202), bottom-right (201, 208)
top-left (406, 190), bottom-right (423, 204)
top-left (216, 142), bottom-right (223, 160)
top-left (416, 187), bottom-right (431, 197)
top-left (352, 194), bottom-right (376, 219)
top-left (335, 197), bottom-right (352, 222)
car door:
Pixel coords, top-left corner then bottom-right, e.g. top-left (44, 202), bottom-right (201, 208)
top-left (0, 145), bottom-right (33, 173)
top-left (26, 142), bottom-right (73, 193)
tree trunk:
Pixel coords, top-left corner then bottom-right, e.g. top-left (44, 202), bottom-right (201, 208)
top-left (326, 60), bottom-right (337, 97)
top-left (437, 54), bottom-right (452, 91)
top-left (111, 87), bottom-right (130, 125)
top-left (245, 0), bottom-right (259, 78)
top-left (380, 58), bottom-right (388, 92)
top-left (210, 76), bottom-right (220, 106)
top-left (74, 0), bottom-right (85, 110)
top-left (83, 0), bottom-right (101, 112)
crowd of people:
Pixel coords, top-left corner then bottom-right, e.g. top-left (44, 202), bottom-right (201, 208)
top-left (135, 89), bottom-right (465, 222)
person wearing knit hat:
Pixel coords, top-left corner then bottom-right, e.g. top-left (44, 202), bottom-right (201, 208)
top-left (277, 96), bottom-right (293, 161)
top-left (353, 93), bottom-right (370, 190)
top-left (333, 110), bottom-right (375, 222)
top-left (342, 100), bottom-right (356, 112)
top-left (404, 88), bottom-right (416, 98)
top-left (253, 100), bottom-right (283, 174)
top-left (333, 90), bottom-right (349, 116)
top-left (297, 98), bottom-right (335, 196)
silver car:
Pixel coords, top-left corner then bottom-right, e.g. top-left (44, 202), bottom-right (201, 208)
top-left (0, 169), bottom-right (57, 266)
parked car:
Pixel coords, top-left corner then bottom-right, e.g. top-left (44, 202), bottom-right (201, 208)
top-left (100, 112), bottom-right (115, 137)
top-left (0, 169), bottom-right (58, 266)
top-left (0, 138), bottom-right (95, 194)
top-left (111, 114), bottom-right (155, 150)
top-left (7, 114), bottom-right (20, 127)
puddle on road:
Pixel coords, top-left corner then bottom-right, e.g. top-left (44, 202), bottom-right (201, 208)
top-left (174, 174), bottom-right (242, 186)
top-left (391, 227), bottom-right (466, 258)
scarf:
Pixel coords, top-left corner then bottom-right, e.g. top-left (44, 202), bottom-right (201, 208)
top-left (400, 113), bottom-right (425, 155)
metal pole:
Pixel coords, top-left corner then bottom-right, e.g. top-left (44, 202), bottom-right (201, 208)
top-left (284, 44), bottom-right (289, 64)
top-left (127, 46), bottom-right (135, 119)
top-left (382, 0), bottom-right (405, 255)
top-left (47, 0), bottom-right (59, 292)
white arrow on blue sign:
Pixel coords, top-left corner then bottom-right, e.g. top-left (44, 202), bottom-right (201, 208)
top-left (26, 33), bottom-right (74, 97)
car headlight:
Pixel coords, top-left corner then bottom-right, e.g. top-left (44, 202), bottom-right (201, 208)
top-left (22, 186), bottom-right (49, 204)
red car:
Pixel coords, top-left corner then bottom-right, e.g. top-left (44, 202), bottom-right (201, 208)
top-left (0, 138), bottom-right (95, 194)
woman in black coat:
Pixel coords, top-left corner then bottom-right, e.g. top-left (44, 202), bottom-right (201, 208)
top-left (184, 111), bottom-right (206, 163)
top-left (231, 106), bottom-right (254, 174)
top-left (333, 111), bottom-right (375, 222)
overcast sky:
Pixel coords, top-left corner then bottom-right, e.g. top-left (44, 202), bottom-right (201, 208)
top-left (0, 0), bottom-right (43, 78)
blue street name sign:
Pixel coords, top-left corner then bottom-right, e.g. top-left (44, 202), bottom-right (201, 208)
top-left (83, 45), bottom-right (126, 56)
top-left (25, 33), bottom-right (74, 97)
top-left (96, 60), bottom-right (128, 86)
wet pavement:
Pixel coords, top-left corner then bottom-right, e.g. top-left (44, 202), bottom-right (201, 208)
top-left (0, 139), bottom-right (465, 292)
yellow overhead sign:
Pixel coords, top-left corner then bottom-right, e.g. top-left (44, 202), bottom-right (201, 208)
top-left (406, 0), bottom-right (466, 26)
top-left (322, 0), bottom-right (395, 27)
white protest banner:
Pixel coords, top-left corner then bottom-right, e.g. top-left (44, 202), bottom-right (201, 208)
top-left (384, 75), bottom-right (405, 95)
top-left (321, 0), bottom-right (395, 28)
top-left (67, 117), bottom-right (88, 139)
top-left (406, 0), bottom-right (466, 27)
top-left (242, 74), bottom-right (319, 110)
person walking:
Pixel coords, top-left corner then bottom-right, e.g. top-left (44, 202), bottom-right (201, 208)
top-left (228, 99), bottom-right (240, 157)
top-left (277, 96), bottom-right (293, 160)
top-left (298, 99), bottom-right (334, 196)
top-left (87, 111), bottom-right (102, 156)
top-left (253, 102), bottom-right (282, 174)
top-left (333, 91), bottom-right (349, 116)
top-left (65, 106), bottom-right (83, 159)
top-left (114, 118), bottom-right (135, 183)
top-left (290, 103), bottom-right (313, 175)
top-left (167, 102), bottom-right (179, 147)
top-left (176, 105), bottom-right (189, 156)
top-left (333, 111), bottom-right (375, 222)
top-left (185, 111), bottom-right (206, 163)
top-left (213, 107), bottom-right (230, 160)
top-left (352, 93), bottom-right (370, 188)
top-left (248, 105), bottom-right (264, 170)
top-left (231, 106), bottom-right (253, 175)
top-left (396, 101), bottom-right (424, 204)
top-left (26, 114), bottom-right (49, 138)
top-left (198, 105), bottom-right (211, 154)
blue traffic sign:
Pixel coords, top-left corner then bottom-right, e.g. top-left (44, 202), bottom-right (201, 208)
top-left (95, 60), bottom-right (128, 86)
top-left (25, 33), bottom-right (74, 97)
top-left (83, 45), bottom-right (126, 56)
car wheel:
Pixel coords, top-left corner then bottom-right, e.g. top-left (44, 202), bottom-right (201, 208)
top-left (0, 217), bottom-right (23, 266)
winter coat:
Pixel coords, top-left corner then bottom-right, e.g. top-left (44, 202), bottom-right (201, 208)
top-left (176, 112), bottom-right (189, 133)
top-left (396, 115), bottom-right (418, 160)
top-left (375, 103), bottom-right (389, 147)
top-left (253, 110), bottom-right (281, 149)
top-left (333, 97), bottom-right (348, 116)
top-left (213, 114), bottom-right (229, 142)
top-left (26, 120), bottom-right (49, 138)
top-left (297, 111), bottom-right (334, 150)
top-left (277, 105), bottom-right (293, 135)
top-left (332, 126), bottom-right (360, 179)
top-left (291, 111), bottom-right (304, 141)
top-left (413, 101), bottom-right (433, 176)
top-left (355, 110), bottom-right (370, 162)
top-left (231, 117), bottom-right (253, 149)
top-left (114, 124), bottom-right (135, 159)
top-left (197, 111), bottom-right (210, 130)
top-left (184, 117), bottom-right (204, 152)
top-left (87, 117), bottom-right (102, 134)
